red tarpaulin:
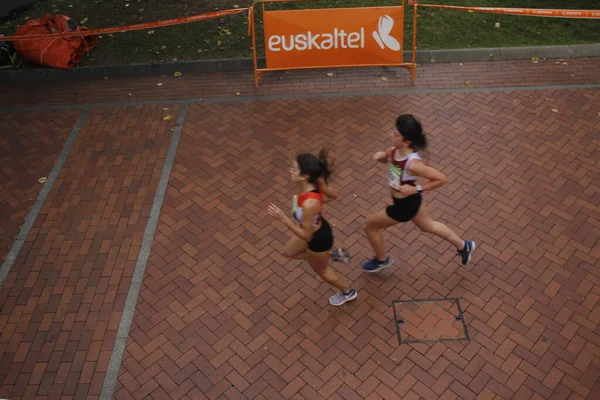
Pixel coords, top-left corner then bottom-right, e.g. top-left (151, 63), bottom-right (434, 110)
top-left (12, 13), bottom-right (98, 68)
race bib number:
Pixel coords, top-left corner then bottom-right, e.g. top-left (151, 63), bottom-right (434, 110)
top-left (388, 165), bottom-right (402, 189)
top-left (292, 194), bottom-right (298, 214)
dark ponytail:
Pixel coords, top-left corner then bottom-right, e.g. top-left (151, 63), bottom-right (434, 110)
top-left (318, 148), bottom-right (333, 183)
top-left (396, 114), bottom-right (427, 151)
top-left (296, 148), bottom-right (333, 185)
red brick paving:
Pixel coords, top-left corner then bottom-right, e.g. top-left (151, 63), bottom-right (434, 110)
top-left (0, 110), bottom-right (81, 263)
top-left (0, 105), bottom-right (182, 399)
top-left (1, 59), bottom-right (600, 399)
top-left (0, 58), bottom-right (599, 110)
top-left (115, 88), bottom-right (599, 399)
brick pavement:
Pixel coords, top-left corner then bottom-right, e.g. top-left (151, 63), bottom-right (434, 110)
top-left (0, 105), bottom-right (183, 399)
top-left (1, 59), bottom-right (599, 400)
top-left (0, 58), bottom-right (599, 111)
top-left (0, 110), bottom-right (81, 263)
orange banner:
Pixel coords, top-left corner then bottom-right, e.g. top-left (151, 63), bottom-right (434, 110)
top-left (263, 6), bottom-right (404, 69)
top-left (1, 9), bottom-right (248, 41)
top-left (408, 2), bottom-right (600, 19)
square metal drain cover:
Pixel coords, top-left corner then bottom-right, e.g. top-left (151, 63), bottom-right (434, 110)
top-left (392, 298), bottom-right (470, 345)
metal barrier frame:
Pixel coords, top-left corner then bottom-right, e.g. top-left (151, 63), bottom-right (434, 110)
top-left (248, 0), bottom-right (419, 87)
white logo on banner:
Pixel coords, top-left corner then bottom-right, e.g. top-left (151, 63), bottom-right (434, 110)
top-left (372, 15), bottom-right (401, 51)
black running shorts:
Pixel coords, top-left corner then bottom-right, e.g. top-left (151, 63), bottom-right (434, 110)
top-left (308, 218), bottom-right (334, 252)
top-left (385, 193), bottom-right (422, 222)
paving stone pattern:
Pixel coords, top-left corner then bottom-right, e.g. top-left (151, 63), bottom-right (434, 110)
top-left (0, 59), bottom-right (599, 399)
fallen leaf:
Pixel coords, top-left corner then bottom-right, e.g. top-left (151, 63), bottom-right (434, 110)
top-left (430, 58), bottom-right (437, 63)
top-left (489, 53), bottom-right (494, 58)
top-left (380, 76), bottom-right (388, 81)
top-left (552, 109), bottom-right (558, 113)
top-left (80, 18), bottom-right (88, 24)
top-left (156, 82), bottom-right (164, 87)
top-left (561, 61), bottom-right (568, 65)
top-left (326, 72), bottom-right (334, 77)
top-left (217, 40), bottom-right (223, 46)
top-left (162, 108), bottom-right (168, 111)
top-left (236, 92), bottom-right (240, 96)
top-left (161, 45), bottom-right (167, 50)
top-left (532, 56), bottom-right (539, 63)
top-left (173, 71), bottom-right (182, 77)
top-left (233, 4), bottom-right (240, 8)
top-left (494, 22), bottom-right (500, 28)
top-left (127, 93), bottom-right (132, 97)
top-left (464, 81), bottom-right (472, 86)
top-left (147, 30), bottom-right (155, 35)
top-left (103, 77), bottom-right (108, 80)
top-left (164, 115), bottom-right (173, 121)
top-left (38, 177), bottom-right (47, 183)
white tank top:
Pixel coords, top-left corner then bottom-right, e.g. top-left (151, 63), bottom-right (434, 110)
top-left (388, 150), bottom-right (421, 190)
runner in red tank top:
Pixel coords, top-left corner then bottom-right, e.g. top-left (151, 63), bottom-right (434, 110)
top-left (267, 149), bottom-right (357, 306)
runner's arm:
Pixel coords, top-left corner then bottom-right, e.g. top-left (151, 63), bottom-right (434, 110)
top-left (407, 160), bottom-right (447, 192)
top-left (373, 146), bottom-right (394, 163)
top-left (318, 178), bottom-right (338, 202)
top-left (282, 199), bottom-right (318, 241)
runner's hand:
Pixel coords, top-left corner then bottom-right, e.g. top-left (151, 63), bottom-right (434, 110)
top-left (396, 184), bottom-right (418, 196)
top-left (373, 151), bottom-right (387, 162)
top-left (267, 203), bottom-right (286, 221)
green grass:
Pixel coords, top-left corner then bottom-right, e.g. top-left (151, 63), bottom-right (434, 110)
top-left (0, 0), bottom-right (598, 68)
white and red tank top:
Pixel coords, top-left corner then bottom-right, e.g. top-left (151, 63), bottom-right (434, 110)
top-left (292, 190), bottom-right (323, 226)
top-left (388, 149), bottom-right (421, 190)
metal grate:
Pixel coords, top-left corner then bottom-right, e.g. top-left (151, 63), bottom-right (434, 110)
top-left (392, 298), bottom-right (470, 345)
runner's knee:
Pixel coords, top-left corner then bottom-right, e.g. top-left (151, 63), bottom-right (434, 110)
top-left (283, 246), bottom-right (302, 259)
top-left (363, 219), bottom-right (377, 232)
top-left (283, 248), bottom-right (294, 258)
top-left (417, 220), bottom-right (437, 234)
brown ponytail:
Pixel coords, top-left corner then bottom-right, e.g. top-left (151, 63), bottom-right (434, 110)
top-left (318, 148), bottom-right (333, 183)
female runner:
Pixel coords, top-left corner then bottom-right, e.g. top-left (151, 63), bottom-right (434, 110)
top-left (362, 114), bottom-right (476, 272)
top-left (268, 149), bottom-right (356, 306)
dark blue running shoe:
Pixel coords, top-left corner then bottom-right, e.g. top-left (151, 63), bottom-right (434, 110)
top-left (361, 257), bottom-right (393, 273)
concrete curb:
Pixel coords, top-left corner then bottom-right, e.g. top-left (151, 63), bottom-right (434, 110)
top-left (1, 43), bottom-right (599, 83)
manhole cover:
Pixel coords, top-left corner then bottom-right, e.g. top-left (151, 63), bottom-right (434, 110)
top-left (392, 298), bottom-right (470, 345)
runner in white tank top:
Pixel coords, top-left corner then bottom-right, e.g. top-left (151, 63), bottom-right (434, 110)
top-left (362, 114), bottom-right (477, 272)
